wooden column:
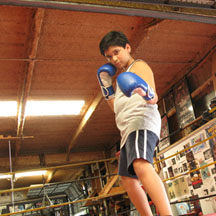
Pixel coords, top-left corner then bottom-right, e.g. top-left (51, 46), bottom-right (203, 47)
top-left (211, 52), bottom-right (216, 96)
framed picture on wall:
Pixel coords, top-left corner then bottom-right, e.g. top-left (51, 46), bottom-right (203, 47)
top-left (183, 163), bottom-right (188, 172)
top-left (203, 149), bottom-right (212, 160)
top-left (164, 90), bottom-right (175, 112)
top-left (159, 154), bottom-right (166, 168)
top-left (171, 158), bottom-right (176, 165)
top-left (168, 166), bottom-right (174, 178)
top-left (158, 115), bottom-right (170, 151)
top-left (186, 151), bottom-right (194, 162)
top-left (173, 78), bottom-right (195, 128)
top-left (212, 167), bottom-right (216, 174)
top-left (158, 99), bottom-right (165, 116)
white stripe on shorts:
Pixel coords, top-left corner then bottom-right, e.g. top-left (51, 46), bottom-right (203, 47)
top-left (143, 130), bottom-right (147, 159)
top-left (135, 130), bottom-right (140, 158)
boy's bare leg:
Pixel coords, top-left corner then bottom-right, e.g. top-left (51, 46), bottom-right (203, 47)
top-left (120, 176), bottom-right (153, 216)
top-left (133, 159), bottom-right (172, 215)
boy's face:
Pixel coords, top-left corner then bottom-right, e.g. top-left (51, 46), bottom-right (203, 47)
top-left (104, 44), bottom-right (131, 69)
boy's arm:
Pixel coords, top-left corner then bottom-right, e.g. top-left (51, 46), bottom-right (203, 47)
top-left (96, 63), bottom-right (116, 112)
top-left (107, 98), bottom-right (114, 112)
top-left (130, 61), bottom-right (158, 104)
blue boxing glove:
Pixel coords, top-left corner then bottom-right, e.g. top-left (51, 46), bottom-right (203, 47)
top-left (97, 63), bottom-right (116, 100)
top-left (117, 72), bottom-right (154, 101)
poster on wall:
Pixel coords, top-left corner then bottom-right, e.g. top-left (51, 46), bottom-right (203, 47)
top-left (173, 177), bottom-right (189, 197)
top-left (185, 151), bottom-right (203, 189)
top-left (173, 79), bottom-right (195, 129)
top-left (189, 159), bottom-right (203, 189)
top-left (191, 133), bottom-right (206, 154)
top-left (159, 154), bottom-right (167, 169)
top-left (199, 159), bottom-right (211, 180)
top-left (160, 119), bottom-right (216, 212)
top-left (167, 182), bottom-right (176, 199)
top-left (175, 203), bottom-right (190, 215)
top-left (159, 115), bottom-right (170, 151)
top-left (168, 166), bottom-right (174, 178)
top-left (205, 122), bottom-right (216, 161)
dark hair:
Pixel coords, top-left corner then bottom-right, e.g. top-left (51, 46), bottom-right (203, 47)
top-left (99, 31), bottom-right (130, 56)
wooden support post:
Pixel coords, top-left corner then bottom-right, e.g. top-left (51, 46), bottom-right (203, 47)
top-left (97, 162), bottom-right (103, 190)
top-left (104, 161), bottom-right (110, 183)
top-left (99, 167), bottom-right (119, 196)
top-left (212, 52), bottom-right (216, 96)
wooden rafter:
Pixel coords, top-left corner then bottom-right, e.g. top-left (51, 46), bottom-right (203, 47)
top-left (1, 0), bottom-right (216, 24)
top-left (15, 8), bottom-right (45, 161)
top-left (66, 92), bottom-right (103, 161)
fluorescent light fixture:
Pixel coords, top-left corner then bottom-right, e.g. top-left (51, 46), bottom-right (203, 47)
top-left (0, 174), bottom-right (12, 179)
top-left (15, 170), bottom-right (47, 178)
top-left (25, 100), bottom-right (85, 116)
top-left (0, 171), bottom-right (47, 180)
top-left (0, 101), bottom-right (17, 117)
top-left (0, 100), bottom-right (84, 117)
top-left (188, 105), bottom-right (194, 111)
top-left (75, 210), bottom-right (88, 216)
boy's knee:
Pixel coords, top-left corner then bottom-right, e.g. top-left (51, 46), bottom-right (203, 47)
top-left (120, 176), bottom-right (135, 189)
top-left (133, 158), bottom-right (153, 176)
top-left (119, 176), bottom-right (128, 187)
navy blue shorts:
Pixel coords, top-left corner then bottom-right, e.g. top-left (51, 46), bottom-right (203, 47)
top-left (118, 129), bottom-right (159, 178)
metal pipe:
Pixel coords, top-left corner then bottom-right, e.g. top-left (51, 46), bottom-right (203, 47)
top-left (0, 194), bottom-right (66, 206)
top-left (156, 133), bottom-right (216, 165)
top-left (8, 140), bottom-right (15, 213)
top-left (0, 190), bottom-right (124, 216)
top-left (1, 182), bottom-right (216, 216)
top-left (0, 157), bottom-right (117, 176)
top-left (162, 160), bottom-right (216, 182)
top-left (1, 148), bottom-right (216, 194)
top-left (1, 134), bottom-right (215, 193)
top-left (159, 103), bottom-right (216, 142)
top-left (0, 173), bottom-right (118, 194)
top-left (116, 194), bottom-right (216, 215)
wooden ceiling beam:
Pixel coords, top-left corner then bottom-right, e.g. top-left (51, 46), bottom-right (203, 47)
top-left (14, 8), bottom-right (45, 162)
top-left (1, 0), bottom-right (216, 24)
top-left (130, 18), bottom-right (162, 54)
top-left (66, 92), bottom-right (103, 161)
top-left (0, 151), bottom-right (109, 172)
top-left (15, 61), bottom-right (34, 160)
top-left (45, 170), bottom-right (56, 183)
top-left (65, 168), bottom-right (84, 181)
top-left (0, 136), bottom-right (34, 140)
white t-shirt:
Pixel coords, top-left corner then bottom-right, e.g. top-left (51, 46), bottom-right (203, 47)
top-left (114, 60), bottom-right (161, 148)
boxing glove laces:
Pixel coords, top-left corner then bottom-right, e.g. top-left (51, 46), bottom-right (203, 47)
top-left (117, 72), bottom-right (154, 101)
top-left (97, 63), bottom-right (116, 100)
